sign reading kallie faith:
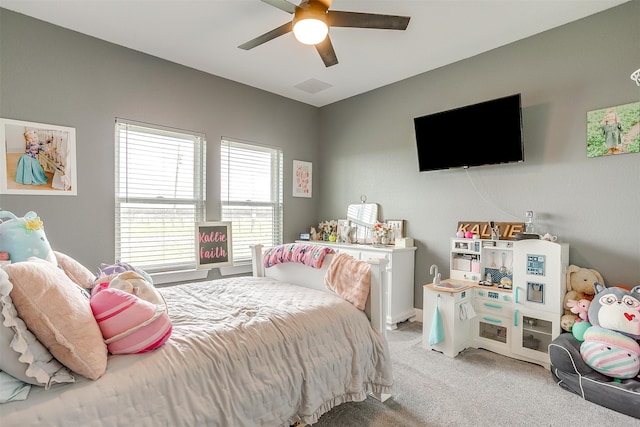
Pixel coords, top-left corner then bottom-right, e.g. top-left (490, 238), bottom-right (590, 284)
top-left (457, 221), bottom-right (525, 240)
top-left (196, 221), bottom-right (233, 269)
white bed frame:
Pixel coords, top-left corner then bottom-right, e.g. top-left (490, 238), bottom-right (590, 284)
top-left (251, 244), bottom-right (391, 403)
top-left (250, 244), bottom-right (389, 335)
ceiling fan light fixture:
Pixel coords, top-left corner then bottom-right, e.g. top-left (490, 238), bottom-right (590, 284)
top-left (293, 18), bottom-right (328, 45)
top-left (293, 3), bottom-right (328, 45)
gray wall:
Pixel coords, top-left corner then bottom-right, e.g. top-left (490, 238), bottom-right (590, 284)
top-left (318, 1), bottom-right (640, 308)
top-left (0, 8), bottom-right (321, 277)
top-left (2, 3), bottom-right (639, 309)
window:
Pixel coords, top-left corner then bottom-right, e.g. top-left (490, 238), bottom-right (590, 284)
top-left (115, 119), bottom-right (206, 273)
top-left (221, 138), bottom-right (283, 262)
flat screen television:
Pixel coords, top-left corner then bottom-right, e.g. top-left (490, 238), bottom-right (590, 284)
top-left (413, 93), bottom-right (524, 171)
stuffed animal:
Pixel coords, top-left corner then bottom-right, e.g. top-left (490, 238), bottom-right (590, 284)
top-left (588, 282), bottom-right (640, 340)
top-left (90, 287), bottom-right (172, 354)
top-left (566, 298), bottom-right (591, 321)
top-left (310, 227), bottom-right (321, 241)
top-left (580, 326), bottom-right (640, 379)
top-left (579, 283), bottom-right (640, 380)
top-left (94, 259), bottom-right (153, 285)
top-left (92, 271), bottom-right (167, 313)
top-left (0, 211), bottom-right (57, 264)
top-left (561, 265), bottom-right (604, 332)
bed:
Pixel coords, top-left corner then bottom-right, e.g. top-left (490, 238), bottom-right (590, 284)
top-left (0, 243), bottom-right (393, 426)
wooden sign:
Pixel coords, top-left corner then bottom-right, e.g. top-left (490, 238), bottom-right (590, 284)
top-left (457, 221), bottom-right (525, 240)
top-left (196, 222), bottom-right (233, 269)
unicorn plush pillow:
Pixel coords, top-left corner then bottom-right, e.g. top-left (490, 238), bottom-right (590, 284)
top-left (0, 211), bottom-right (56, 264)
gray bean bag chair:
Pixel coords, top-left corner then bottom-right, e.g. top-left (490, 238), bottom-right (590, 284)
top-left (548, 333), bottom-right (640, 418)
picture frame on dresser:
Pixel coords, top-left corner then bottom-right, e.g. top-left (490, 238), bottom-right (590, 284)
top-left (386, 219), bottom-right (405, 239)
top-left (0, 118), bottom-right (77, 195)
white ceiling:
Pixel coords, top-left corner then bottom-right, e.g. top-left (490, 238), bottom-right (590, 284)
top-left (1, 0), bottom-right (629, 107)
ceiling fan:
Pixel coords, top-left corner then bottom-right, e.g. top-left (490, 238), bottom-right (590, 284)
top-left (238, 0), bottom-right (411, 67)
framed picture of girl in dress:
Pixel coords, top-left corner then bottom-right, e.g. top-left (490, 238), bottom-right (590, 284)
top-left (586, 101), bottom-right (640, 158)
top-left (0, 118), bottom-right (77, 195)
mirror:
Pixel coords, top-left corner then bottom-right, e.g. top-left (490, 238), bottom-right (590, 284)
top-left (346, 203), bottom-right (379, 243)
top-left (347, 203), bottom-right (379, 227)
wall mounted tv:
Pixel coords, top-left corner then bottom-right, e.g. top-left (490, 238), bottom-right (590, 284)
top-left (414, 93), bottom-right (524, 171)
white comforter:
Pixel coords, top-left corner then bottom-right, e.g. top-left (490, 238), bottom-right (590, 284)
top-left (1, 277), bottom-right (393, 426)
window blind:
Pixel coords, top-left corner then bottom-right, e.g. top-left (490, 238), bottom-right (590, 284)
top-left (115, 119), bottom-right (206, 273)
top-left (221, 139), bottom-right (283, 262)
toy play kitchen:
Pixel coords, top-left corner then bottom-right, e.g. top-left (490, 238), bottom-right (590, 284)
top-left (423, 222), bottom-right (568, 369)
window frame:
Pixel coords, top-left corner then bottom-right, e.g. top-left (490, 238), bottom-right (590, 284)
top-left (220, 138), bottom-right (283, 264)
top-left (114, 118), bottom-right (206, 274)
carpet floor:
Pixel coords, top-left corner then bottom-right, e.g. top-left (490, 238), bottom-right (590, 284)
top-left (313, 320), bottom-right (639, 427)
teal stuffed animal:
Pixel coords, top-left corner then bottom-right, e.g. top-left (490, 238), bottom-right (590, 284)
top-left (0, 211), bottom-right (56, 264)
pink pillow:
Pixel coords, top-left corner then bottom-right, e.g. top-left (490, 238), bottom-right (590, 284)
top-left (53, 251), bottom-right (95, 289)
top-left (4, 259), bottom-right (107, 380)
top-left (90, 288), bottom-right (172, 354)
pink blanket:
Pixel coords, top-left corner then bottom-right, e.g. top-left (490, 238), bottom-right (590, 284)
top-left (263, 244), bottom-right (334, 269)
top-left (324, 253), bottom-right (371, 311)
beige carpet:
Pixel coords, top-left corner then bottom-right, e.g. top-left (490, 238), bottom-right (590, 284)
top-left (313, 321), bottom-right (639, 426)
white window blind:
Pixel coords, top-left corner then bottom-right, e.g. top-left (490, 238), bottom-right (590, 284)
top-left (115, 119), bottom-right (206, 273)
top-left (221, 139), bottom-right (283, 262)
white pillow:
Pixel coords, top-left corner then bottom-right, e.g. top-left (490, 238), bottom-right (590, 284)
top-left (0, 268), bottom-right (75, 387)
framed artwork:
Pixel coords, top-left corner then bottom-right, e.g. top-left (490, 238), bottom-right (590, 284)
top-left (0, 118), bottom-right (77, 195)
top-left (337, 219), bottom-right (352, 243)
top-left (586, 101), bottom-right (640, 158)
top-left (386, 219), bottom-right (405, 238)
top-left (196, 221), bottom-right (233, 269)
top-left (292, 160), bottom-right (312, 198)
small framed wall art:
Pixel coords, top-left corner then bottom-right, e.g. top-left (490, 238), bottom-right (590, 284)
top-left (0, 118), bottom-right (77, 195)
top-left (586, 101), bottom-right (639, 158)
top-left (292, 160), bottom-right (312, 198)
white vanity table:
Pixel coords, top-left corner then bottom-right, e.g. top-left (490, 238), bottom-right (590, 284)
top-left (298, 241), bottom-right (417, 329)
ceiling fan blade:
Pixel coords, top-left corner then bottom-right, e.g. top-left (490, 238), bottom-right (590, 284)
top-left (327, 11), bottom-right (410, 30)
top-left (238, 22), bottom-right (293, 50)
top-left (261, 0), bottom-right (297, 14)
top-left (315, 36), bottom-right (338, 67)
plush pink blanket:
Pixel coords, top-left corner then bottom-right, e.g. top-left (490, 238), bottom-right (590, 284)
top-left (324, 253), bottom-right (371, 311)
top-left (263, 244), bottom-right (334, 269)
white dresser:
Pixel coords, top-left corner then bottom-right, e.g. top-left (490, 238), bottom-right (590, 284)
top-left (298, 241), bottom-right (417, 329)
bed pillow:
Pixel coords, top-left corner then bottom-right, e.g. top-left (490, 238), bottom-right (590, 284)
top-left (0, 269), bottom-right (75, 387)
top-left (97, 271), bottom-right (167, 308)
top-left (95, 260), bottom-right (153, 285)
top-left (91, 287), bottom-right (172, 354)
top-left (263, 244), bottom-right (334, 269)
top-left (53, 251), bottom-right (96, 289)
top-left (4, 259), bottom-right (108, 380)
